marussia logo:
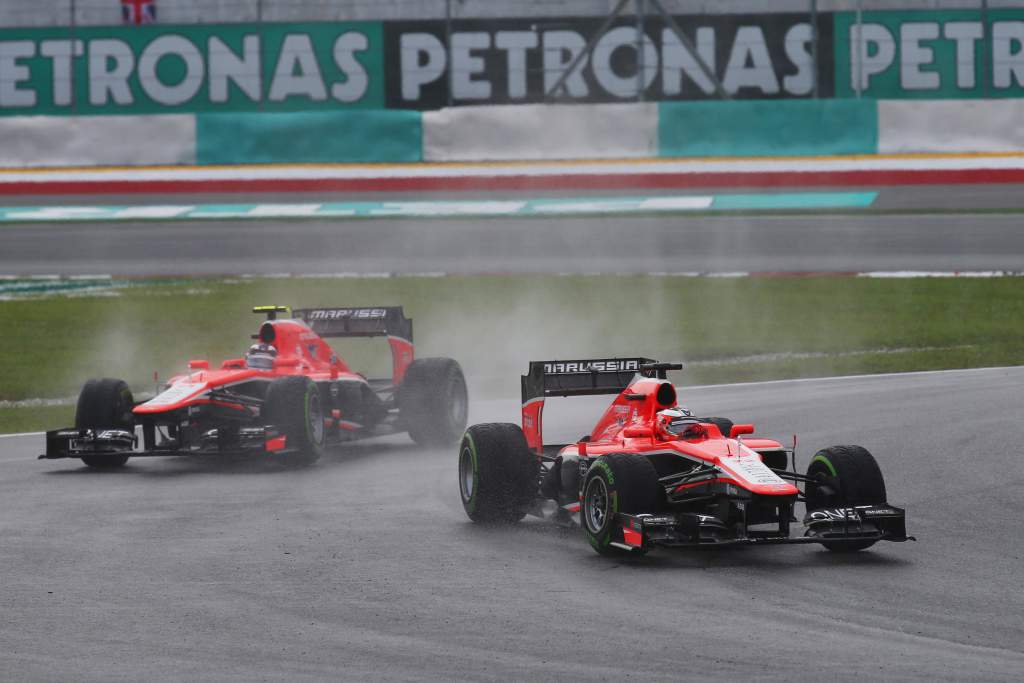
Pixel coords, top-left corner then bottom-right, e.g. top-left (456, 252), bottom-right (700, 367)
top-left (309, 308), bottom-right (387, 320)
top-left (544, 359), bottom-right (640, 374)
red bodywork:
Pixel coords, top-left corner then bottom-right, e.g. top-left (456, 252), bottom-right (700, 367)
top-left (524, 375), bottom-right (797, 498)
top-left (135, 318), bottom-right (413, 421)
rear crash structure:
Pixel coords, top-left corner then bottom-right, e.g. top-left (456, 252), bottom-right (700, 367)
top-left (458, 358), bottom-right (913, 555)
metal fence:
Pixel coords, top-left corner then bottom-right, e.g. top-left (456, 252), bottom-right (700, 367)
top-left (5, 1), bottom-right (1021, 27)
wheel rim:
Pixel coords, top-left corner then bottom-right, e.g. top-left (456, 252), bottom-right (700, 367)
top-left (584, 476), bottom-right (610, 533)
top-left (448, 378), bottom-right (468, 428)
top-left (459, 446), bottom-right (475, 502)
top-left (308, 391), bottom-right (324, 445)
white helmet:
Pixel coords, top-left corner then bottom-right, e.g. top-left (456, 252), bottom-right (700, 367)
top-left (655, 407), bottom-right (697, 439)
top-left (246, 343), bottom-right (277, 369)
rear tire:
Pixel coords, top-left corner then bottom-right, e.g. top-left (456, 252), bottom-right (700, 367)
top-left (458, 423), bottom-right (539, 524)
top-left (582, 453), bottom-right (659, 556)
top-left (806, 445), bottom-right (887, 552)
top-left (264, 376), bottom-right (325, 465)
top-left (400, 357), bottom-right (468, 447)
top-left (75, 378), bottom-right (134, 469)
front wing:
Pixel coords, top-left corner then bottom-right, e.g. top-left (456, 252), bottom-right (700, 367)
top-left (38, 426), bottom-right (294, 460)
top-left (610, 504), bottom-right (914, 552)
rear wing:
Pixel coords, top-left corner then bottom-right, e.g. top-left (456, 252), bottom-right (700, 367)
top-left (292, 307), bottom-right (412, 344)
top-left (520, 358), bottom-right (681, 452)
top-left (292, 307), bottom-right (414, 385)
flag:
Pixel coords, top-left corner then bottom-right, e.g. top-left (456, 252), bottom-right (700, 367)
top-left (121, 0), bottom-right (157, 26)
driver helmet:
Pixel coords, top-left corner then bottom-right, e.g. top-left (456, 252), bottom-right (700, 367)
top-left (655, 407), bottom-right (697, 440)
top-left (246, 343), bottom-right (278, 369)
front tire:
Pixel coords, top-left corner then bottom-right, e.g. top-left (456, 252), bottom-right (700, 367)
top-left (806, 445), bottom-right (887, 552)
top-left (458, 423), bottom-right (539, 524)
top-left (75, 378), bottom-right (134, 469)
top-left (400, 357), bottom-right (468, 447)
top-left (264, 376), bottom-right (325, 465)
top-left (581, 453), bottom-right (659, 556)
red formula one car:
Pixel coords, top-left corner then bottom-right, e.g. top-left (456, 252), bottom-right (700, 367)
top-left (42, 306), bottom-right (467, 468)
top-left (458, 357), bottom-right (912, 555)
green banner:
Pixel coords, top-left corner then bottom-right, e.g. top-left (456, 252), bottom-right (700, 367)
top-left (0, 22), bottom-right (384, 115)
top-left (835, 9), bottom-right (1024, 98)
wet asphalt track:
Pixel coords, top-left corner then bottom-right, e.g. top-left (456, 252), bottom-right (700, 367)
top-left (0, 185), bottom-right (1023, 275)
top-left (4, 367), bottom-right (1024, 681)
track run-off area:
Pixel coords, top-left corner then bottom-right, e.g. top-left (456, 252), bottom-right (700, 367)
top-left (3, 368), bottom-right (1024, 681)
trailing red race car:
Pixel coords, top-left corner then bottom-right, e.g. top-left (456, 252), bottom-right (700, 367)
top-left (41, 305), bottom-right (467, 468)
top-left (458, 357), bottom-right (913, 555)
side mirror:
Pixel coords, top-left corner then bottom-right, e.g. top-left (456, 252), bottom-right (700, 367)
top-left (188, 359), bottom-right (209, 371)
top-left (730, 424), bottom-right (755, 438)
top-left (221, 359), bottom-right (245, 369)
top-left (273, 357), bottom-right (300, 369)
top-left (623, 425), bottom-right (653, 439)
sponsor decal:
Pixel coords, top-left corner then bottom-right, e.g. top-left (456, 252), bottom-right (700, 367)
top-left (384, 13), bottom-right (833, 108)
top-left (726, 444), bottom-right (789, 486)
top-left (834, 9), bottom-right (1024, 98)
top-left (308, 308), bottom-right (387, 320)
top-left (809, 507), bottom-right (858, 522)
top-left (544, 359), bottom-right (640, 374)
top-left (0, 22), bottom-right (383, 115)
top-left (144, 381), bottom-right (205, 407)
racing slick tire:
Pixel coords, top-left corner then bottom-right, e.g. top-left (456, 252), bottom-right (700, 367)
top-left (458, 423), bottom-right (539, 524)
top-left (699, 416), bottom-right (734, 439)
top-left (400, 357), bottom-right (468, 447)
top-left (264, 376), bottom-right (325, 465)
top-left (75, 378), bottom-right (134, 469)
top-left (582, 453), bottom-right (660, 556)
top-left (805, 445), bottom-right (887, 552)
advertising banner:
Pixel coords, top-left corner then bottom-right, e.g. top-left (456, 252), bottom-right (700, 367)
top-left (383, 13), bottom-right (834, 109)
top-left (834, 9), bottom-right (1024, 98)
top-left (0, 22), bottom-right (384, 115)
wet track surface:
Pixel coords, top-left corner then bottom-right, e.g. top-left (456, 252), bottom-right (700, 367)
top-left (4, 367), bottom-right (1024, 681)
top-left (0, 185), bottom-right (1022, 275)
top-left (2, 212), bottom-right (1023, 276)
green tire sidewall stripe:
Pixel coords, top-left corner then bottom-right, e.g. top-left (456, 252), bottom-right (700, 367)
top-left (304, 382), bottom-right (322, 447)
top-left (810, 454), bottom-right (838, 477)
top-left (584, 461), bottom-right (619, 549)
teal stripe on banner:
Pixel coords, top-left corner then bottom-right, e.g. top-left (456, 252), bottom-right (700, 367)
top-left (658, 100), bottom-right (878, 157)
top-left (196, 110), bottom-right (422, 165)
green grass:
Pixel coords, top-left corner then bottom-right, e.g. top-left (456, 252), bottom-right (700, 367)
top-left (2, 275), bottom-right (1023, 433)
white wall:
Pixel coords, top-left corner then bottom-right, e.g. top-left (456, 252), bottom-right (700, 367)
top-left (423, 102), bottom-right (657, 161)
top-left (0, 115), bottom-right (195, 167)
top-left (878, 100), bottom-right (1024, 154)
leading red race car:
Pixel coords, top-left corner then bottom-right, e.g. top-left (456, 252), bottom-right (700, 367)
top-left (457, 357), bottom-right (912, 555)
top-left (41, 305), bottom-right (467, 468)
